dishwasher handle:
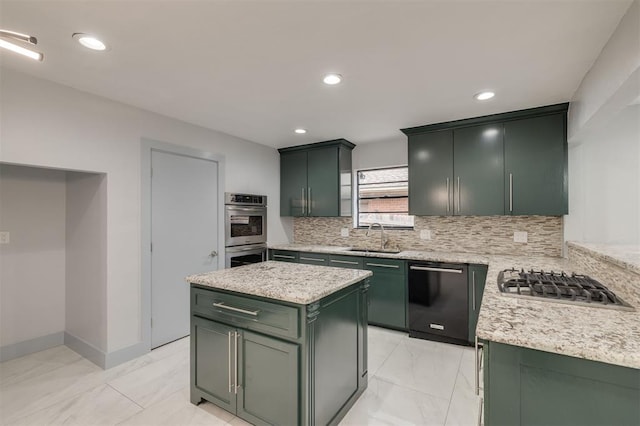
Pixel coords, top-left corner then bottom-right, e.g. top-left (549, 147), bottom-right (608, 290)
top-left (409, 265), bottom-right (463, 274)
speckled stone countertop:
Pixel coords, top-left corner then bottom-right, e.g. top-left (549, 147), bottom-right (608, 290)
top-left (269, 243), bottom-right (640, 369)
top-left (186, 261), bottom-right (372, 305)
top-left (568, 241), bottom-right (640, 274)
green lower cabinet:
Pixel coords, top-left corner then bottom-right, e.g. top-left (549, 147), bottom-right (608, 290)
top-left (468, 264), bottom-right (487, 343)
top-left (191, 281), bottom-right (369, 426)
top-left (237, 330), bottom-right (299, 425)
top-left (363, 258), bottom-right (406, 330)
top-left (484, 341), bottom-right (640, 426)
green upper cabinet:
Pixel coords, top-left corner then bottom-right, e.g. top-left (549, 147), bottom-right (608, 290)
top-left (403, 103), bottom-right (568, 216)
top-left (406, 124), bottom-right (504, 216)
top-left (407, 130), bottom-right (453, 216)
top-left (279, 139), bottom-right (355, 217)
top-left (504, 113), bottom-right (568, 215)
top-left (454, 124), bottom-right (504, 215)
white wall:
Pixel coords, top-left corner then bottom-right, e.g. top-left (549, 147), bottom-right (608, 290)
top-left (0, 69), bottom-right (286, 353)
top-left (66, 172), bottom-right (107, 352)
top-left (0, 165), bottom-right (66, 347)
top-left (352, 137), bottom-right (407, 170)
top-left (566, 0), bottom-right (640, 244)
top-left (566, 105), bottom-right (640, 243)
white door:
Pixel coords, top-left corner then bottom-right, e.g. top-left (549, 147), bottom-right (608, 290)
top-left (151, 150), bottom-right (219, 348)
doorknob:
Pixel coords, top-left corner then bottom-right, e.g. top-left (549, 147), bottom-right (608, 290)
top-left (209, 250), bottom-right (218, 257)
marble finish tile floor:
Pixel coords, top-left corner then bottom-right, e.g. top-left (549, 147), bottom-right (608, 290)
top-left (0, 327), bottom-right (481, 426)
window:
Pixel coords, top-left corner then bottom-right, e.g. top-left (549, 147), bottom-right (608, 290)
top-left (356, 166), bottom-right (414, 228)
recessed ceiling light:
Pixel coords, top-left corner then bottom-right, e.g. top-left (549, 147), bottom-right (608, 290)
top-left (294, 128), bottom-right (307, 134)
top-left (73, 33), bottom-right (107, 51)
top-left (323, 73), bottom-right (342, 85)
top-left (474, 91), bottom-right (495, 101)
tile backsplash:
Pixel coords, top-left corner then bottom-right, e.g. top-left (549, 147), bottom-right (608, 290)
top-left (293, 216), bottom-right (563, 257)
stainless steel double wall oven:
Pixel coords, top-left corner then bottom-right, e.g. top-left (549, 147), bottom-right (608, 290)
top-left (224, 193), bottom-right (267, 268)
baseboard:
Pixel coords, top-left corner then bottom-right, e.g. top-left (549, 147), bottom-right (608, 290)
top-left (64, 332), bottom-right (107, 368)
top-left (104, 341), bottom-right (149, 369)
top-left (0, 331), bottom-right (65, 362)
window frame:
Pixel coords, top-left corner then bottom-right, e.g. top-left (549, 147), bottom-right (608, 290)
top-left (353, 165), bottom-right (415, 230)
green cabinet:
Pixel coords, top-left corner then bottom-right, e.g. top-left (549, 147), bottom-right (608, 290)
top-left (484, 341), bottom-right (640, 426)
top-left (279, 139), bottom-right (355, 217)
top-left (190, 281), bottom-right (369, 426)
top-left (407, 130), bottom-right (453, 215)
top-left (468, 264), bottom-right (487, 343)
top-left (504, 113), bottom-right (568, 215)
top-left (406, 124), bottom-right (504, 216)
top-left (191, 317), bottom-right (299, 425)
top-left (403, 103), bottom-right (568, 216)
top-left (363, 258), bottom-right (406, 330)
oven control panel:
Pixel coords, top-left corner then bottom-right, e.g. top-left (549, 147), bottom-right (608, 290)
top-left (225, 192), bottom-right (267, 206)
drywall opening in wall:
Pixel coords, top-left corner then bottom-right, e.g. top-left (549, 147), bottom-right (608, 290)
top-left (0, 163), bottom-right (107, 363)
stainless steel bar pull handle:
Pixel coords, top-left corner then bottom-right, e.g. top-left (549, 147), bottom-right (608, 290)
top-left (213, 302), bottom-right (259, 316)
top-left (301, 188), bottom-right (306, 215)
top-left (365, 262), bottom-right (400, 269)
top-left (331, 259), bottom-right (359, 265)
top-left (234, 331), bottom-right (239, 394)
top-left (472, 271), bottom-right (476, 311)
top-left (409, 265), bottom-right (463, 274)
top-left (457, 177), bottom-right (461, 213)
top-left (273, 254), bottom-right (295, 259)
top-left (509, 173), bottom-right (513, 212)
top-left (308, 187), bottom-right (312, 215)
top-left (228, 331), bottom-right (232, 393)
top-left (446, 178), bottom-right (450, 213)
top-left (300, 257), bottom-right (326, 262)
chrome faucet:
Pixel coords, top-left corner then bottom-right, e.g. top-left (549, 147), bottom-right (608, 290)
top-left (366, 223), bottom-right (386, 250)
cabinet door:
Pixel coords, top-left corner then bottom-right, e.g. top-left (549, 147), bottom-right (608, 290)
top-left (504, 113), bottom-right (567, 215)
top-left (298, 252), bottom-right (329, 266)
top-left (453, 124), bottom-right (504, 215)
top-left (468, 264), bottom-right (487, 343)
top-left (363, 259), bottom-right (406, 329)
top-left (280, 151), bottom-right (308, 217)
top-left (191, 317), bottom-right (236, 413)
top-left (236, 330), bottom-right (299, 426)
top-left (408, 130), bottom-right (454, 215)
top-left (307, 146), bottom-right (340, 217)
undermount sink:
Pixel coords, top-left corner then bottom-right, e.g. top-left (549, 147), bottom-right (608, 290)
top-left (346, 247), bottom-right (401, 254)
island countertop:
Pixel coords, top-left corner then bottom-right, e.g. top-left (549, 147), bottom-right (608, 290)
top-left (186, 260), bottom-right (373, 305)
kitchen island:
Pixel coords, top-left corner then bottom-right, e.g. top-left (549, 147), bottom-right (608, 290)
top-left (186, 261), bottom-right (372, 426)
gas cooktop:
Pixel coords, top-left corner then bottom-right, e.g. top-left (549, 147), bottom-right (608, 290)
top-left (498, 268), bottom-right (635, 311)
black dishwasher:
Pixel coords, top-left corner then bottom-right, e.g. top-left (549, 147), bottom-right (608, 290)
top-left (408, 261), bottom-right (469, 345)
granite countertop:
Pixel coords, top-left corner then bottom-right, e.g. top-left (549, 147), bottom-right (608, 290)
top-left (269, 243), bottom-right (640, 369)
top-left (567, 241), bottom-right (640, 274)
top-left (186, 261), bottom-right (372, 305)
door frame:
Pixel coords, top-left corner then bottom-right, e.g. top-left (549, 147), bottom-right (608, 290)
top-left (141, 138), bottom-right (225, 351)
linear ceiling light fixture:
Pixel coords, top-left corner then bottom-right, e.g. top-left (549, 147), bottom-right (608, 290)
top-left (0, 30), bottom-right (43, 61)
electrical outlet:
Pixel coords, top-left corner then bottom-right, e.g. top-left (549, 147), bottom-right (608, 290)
top-left (340, 227), bottom-right (350, 237)
top-left (420, 229), bottom-right (432, 240)
top-left (0, 231), bottom-right (10, 244)
top-left (513, 231), bottom-right (528, 243)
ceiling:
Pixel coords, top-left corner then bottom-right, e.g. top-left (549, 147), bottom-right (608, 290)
top-left (0, 1), bottom-right (632, 149)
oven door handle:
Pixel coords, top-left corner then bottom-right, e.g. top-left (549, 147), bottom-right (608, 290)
top-left (227, 246), bottom-right (266, 253)
top-left (227, 207), bottom-right (265, 213)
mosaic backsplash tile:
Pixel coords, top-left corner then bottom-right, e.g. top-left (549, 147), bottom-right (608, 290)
top-left (293, 215), bottom-right (563, 257)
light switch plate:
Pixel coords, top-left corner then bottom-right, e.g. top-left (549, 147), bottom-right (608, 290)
top-left (340, 227), bottom-right (350, 237)
top-left (420, 229), bottom-right (432, 240)
top-left (0, 231), bottom-right (10, 244)
top-left (513, 231), bottom-right (528, 243)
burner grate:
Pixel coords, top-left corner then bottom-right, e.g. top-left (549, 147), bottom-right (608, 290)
top-left (497, 268), bottom-right (634, 311)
